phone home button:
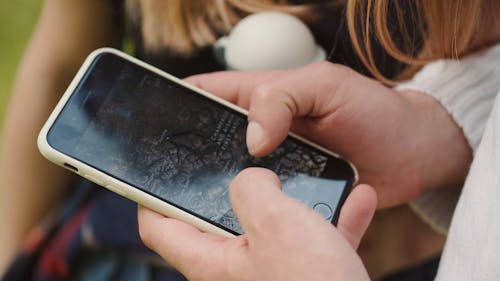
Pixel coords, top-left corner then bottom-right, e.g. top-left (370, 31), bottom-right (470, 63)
top-left (313, 202), bottom-right (333, 220)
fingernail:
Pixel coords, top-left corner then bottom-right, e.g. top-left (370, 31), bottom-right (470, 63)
top-left (246, 122), bottom-right (265, 155)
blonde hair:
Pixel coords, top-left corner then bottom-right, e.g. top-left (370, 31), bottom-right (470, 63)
top-left (346, 0), bottom-right (500, 82)
top-left (127, 0), bottom-right (500, 81)
top-left (125, 0), bottom-right (316, 56)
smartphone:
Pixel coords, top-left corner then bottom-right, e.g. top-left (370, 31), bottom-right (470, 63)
top-left (38, 48), bottom-right (357, 237)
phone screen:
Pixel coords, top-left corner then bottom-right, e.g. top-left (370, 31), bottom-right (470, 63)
top-left (47, 52), bottom-right (355, 234)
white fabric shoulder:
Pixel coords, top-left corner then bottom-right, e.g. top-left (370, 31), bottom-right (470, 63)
top-left (435, 89), bottom-right (500, 280)
top-left (395, 43), bottom-right (500, 234)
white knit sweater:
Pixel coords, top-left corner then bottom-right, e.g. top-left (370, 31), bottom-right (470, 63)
top-left (395, 43), bottom-right (500, 234)
top-left (435, 90), bottom-right (500, 280)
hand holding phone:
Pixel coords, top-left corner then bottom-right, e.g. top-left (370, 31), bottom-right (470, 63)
top-left (138, 168), bottom-right (375, 281)
top-left (186, 62), bottom-right (474, 209)
top-left (38, 48), bottom-right (357, 236)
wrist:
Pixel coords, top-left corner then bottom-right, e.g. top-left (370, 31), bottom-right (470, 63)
top-left (402, 90), bottom-right (472, 193)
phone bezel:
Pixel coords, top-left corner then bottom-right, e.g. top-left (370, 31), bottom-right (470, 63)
top-left (38, 48), bottom-right (359, 237)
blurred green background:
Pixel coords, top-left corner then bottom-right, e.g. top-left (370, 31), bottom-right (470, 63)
top-left (0, 0), bottom-right (42, 124)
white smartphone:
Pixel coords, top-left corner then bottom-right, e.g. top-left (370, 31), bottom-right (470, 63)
top-left (38, 48), bottom-right (358, 237)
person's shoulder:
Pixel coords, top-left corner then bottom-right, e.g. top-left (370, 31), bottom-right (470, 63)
top-left (461, 42), bottom-right (500, 64)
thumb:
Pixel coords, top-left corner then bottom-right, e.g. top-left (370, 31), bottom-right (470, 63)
top-left (245, 77), bottom-right (311, 157)
top-left (245, 61), bottom-right (351, 157)
top-left (229, 168), bottom-right (287, 239)
top-left (337, 184), bottom-right (377, 249)
top-left (245, 87), bottom-right (295, 157)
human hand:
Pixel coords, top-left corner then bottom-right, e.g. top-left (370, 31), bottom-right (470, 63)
top-left (185, 62), bottom-right (472, 207)
top-left (139, 168), bottom-right (376, 281)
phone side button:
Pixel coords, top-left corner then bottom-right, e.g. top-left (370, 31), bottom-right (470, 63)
top-left (105, 184), bottom-right (127, 197)
top-left (83, 174), bottom-right (103, 186)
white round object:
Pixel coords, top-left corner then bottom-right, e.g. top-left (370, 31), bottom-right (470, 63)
top-left (217, 11), bottom-right (326, 70)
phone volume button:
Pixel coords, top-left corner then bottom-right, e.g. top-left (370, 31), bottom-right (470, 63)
top-left (105, 184), bottom-right (127, 197)
top-left (83, 174), bottom-right (103, 186)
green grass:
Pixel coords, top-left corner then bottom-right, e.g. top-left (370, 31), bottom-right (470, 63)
top-left (0, 1), bottom-right (43, 125)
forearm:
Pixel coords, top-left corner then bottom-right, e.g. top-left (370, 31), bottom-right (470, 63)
top-left (399, 89), bottom-right (472, 193)
top-left (0, 0), bottom-right (121, 272)
top-left (396, 44), bottom-right (500, 233)
top-left (0, 39), bottom-right (87, 272)
top-left (0, 66), bottom-right (76, 268)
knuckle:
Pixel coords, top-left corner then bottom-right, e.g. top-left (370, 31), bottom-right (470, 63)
top-left (309, 61), bottom-right (353, 79)
top-left (311, 60), bottom-right (335, 73)
top-left (330, 64), bottom-right (353, 79)
top-left (253, 83), bottom-right (276, 101)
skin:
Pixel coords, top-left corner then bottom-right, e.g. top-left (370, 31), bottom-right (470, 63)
top-left (139, 168), bottom-right (377, 281)
top-left (0, 0), bottom-right (119, 274)
top-left (184, 63), bottom-right (472, 208)
top-left (183, 65), bottom-right (461, 278)
top-left (7, 1), bottom-right (498, 278)
top-left (138, 61), bottom-right (472, 280)
top-left (143, 13), bottom-right (500, 279)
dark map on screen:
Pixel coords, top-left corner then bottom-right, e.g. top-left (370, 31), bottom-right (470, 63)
top-left (51, 59), bottom-right (346, 234)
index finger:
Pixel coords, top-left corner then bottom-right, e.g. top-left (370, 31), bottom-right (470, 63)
top-left (137, 206), bottom-right (236, 277)
top-left (184, 70), bottom-right (282, 109)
